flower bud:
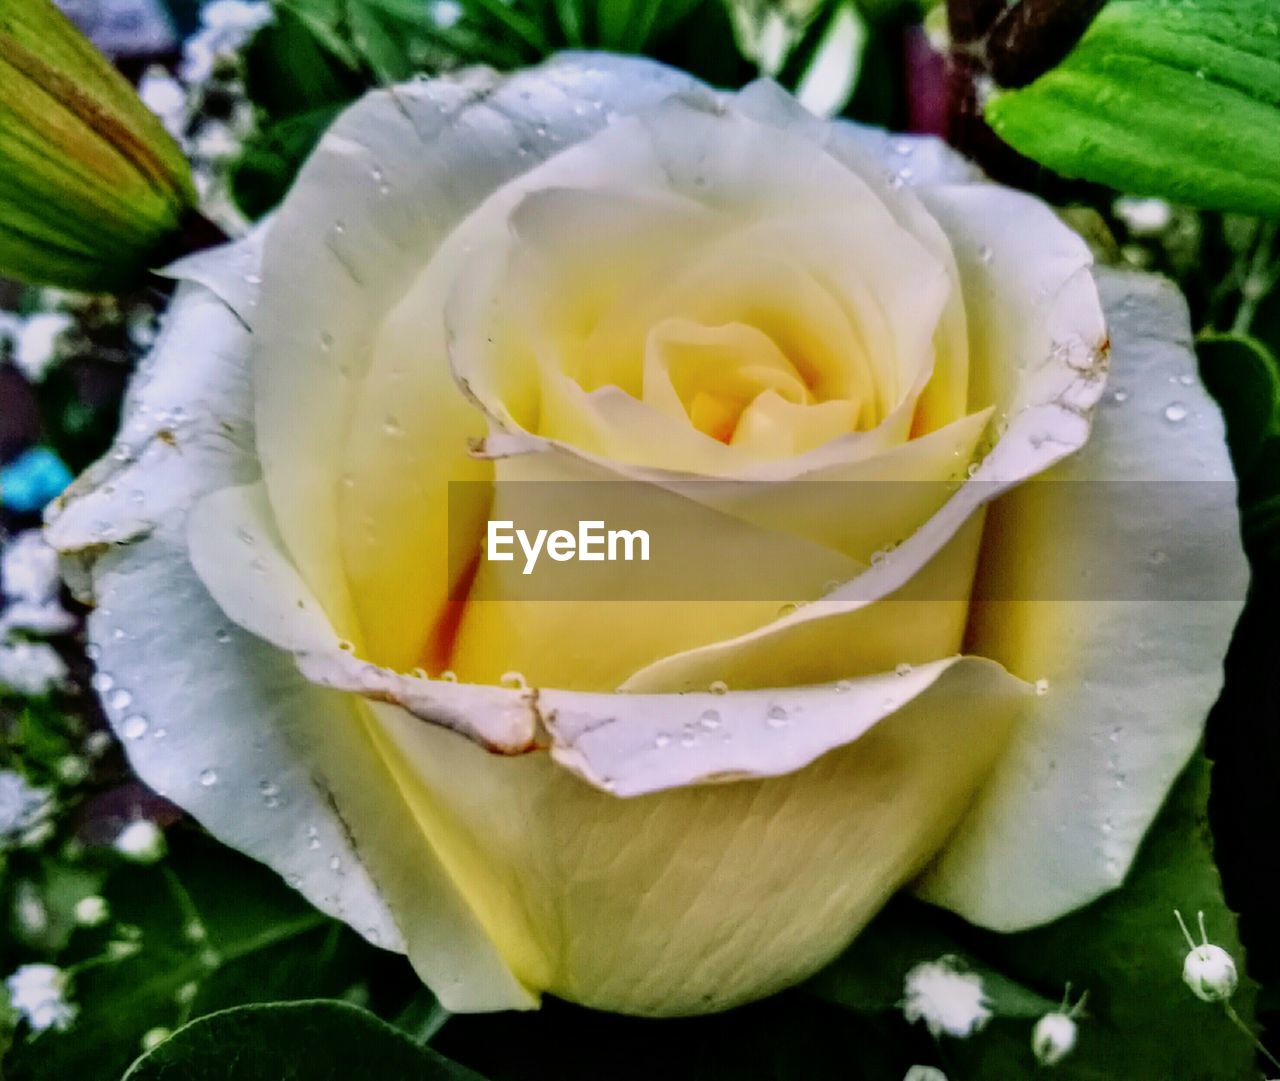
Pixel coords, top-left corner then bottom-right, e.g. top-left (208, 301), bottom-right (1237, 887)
top-left (1176, 909), bottom-right (1239, 1003)
top-left (0, 0), bottom-right (197, 290)
top-left (1032, 1012), bottom-right (1078, 1066)
top-left (1183, 944), bottom-right (1239, 1003)
top-left (113, 819), bottom-right (166, 863)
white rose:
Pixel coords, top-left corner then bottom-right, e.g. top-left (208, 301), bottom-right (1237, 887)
top-left (47, 55), bottom-right (1245, 1015)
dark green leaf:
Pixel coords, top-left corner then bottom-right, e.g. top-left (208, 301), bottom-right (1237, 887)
top-left (4, 833), bottom-right (381, 1081)
top-left (120, 1000), bottom-right (487, 1081)
top-left (984, 0), bottom-right (1280, 217)
top-left (810, 753), bottom-right (1255, 1079)
top-left (1198, 332), bottom-right (1280, 561)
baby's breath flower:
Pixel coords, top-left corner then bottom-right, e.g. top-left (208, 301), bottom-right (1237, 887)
top-left (0, 641), bottom-right (68, 696)
top-left (74, 895), bottom-right (110, 927)
top-left (4, 964), bottom-right (77, 1032)
top-left (113, 819), bottom-right (167, 863)
top-left (1, 530), bottom-right (61, 605)
top-left (901, 956), bottom-right (992, 1039)
top-left (12, 312), bottom-right (74, 383)
top-left (1176, 910), bottom-right (1239, 1003)
top-left (0, 770), bottom-right (53, 846)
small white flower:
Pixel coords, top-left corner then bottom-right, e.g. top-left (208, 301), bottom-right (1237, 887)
top-left (113, 819), bottom-right (166, 863)
top-left (138, 66), bottom-right (188, 140)
top-left (0, 770), bottom-right (53, 844)
top-left (14, 880), bottom-right (48, 937)
top-left (1176, 910), bottom-right (1239, 1003)
top-left (74, 895), bottom-right (110, 927)
top-left (904, 1068), bottom-right (948, 1081)
top-left (1032, 1012), bottom-right (1078, 1066)
top-left (180, 0), bottom-right (272, 83)
top-left (0, 601), bottom-right (77, 638)
top-left (1, 530), bottom-right (61, 605)
top-left (5, 964), bottom-right (77, 1033)
top-left (13, 312), bottom-right (74, 383)
top-left (141, 1026), bottom-right (171, 1051)
top-left (902, 956), bottom-right (992, 1039)
top-left (0, 641), bottom-right (68, 696)
top-left (1113, 196), bottom-right (1173, 238)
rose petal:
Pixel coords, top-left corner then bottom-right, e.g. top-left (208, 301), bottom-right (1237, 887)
top-left (250, 56), bottom-right (709, 664)
top-left (913, 267), bottom-right (1248, 928)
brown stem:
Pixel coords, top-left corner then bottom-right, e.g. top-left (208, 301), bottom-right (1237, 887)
top-left (986, 0), bottom-right (1108, 87)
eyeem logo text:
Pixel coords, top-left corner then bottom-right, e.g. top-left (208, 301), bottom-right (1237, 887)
top-left (486, 520), bottom-right (651, 575)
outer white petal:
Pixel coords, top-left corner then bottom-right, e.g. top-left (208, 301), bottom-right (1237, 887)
top-left (45, 271), bottom-right (535, 1011)
top-left (44, 277), bottom-right (395, 944)
top-left (914, 267), bottom-right (1248, 928)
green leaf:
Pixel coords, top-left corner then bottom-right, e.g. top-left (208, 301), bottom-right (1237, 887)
top-left (811, 753), bottom-right (1256, 1079)
top-left (120, 1000), bottom-right (487, 1081)
top-left (954, 753), bottom-right (1256, 1080)
top-left (807, 900), bottom-right (1058, 1021)
top-left (3, 833), bottom-right (384, 1081)
top-left (1198, 332), bottom-right (1280, 563)
top-left (984, 0), bottom-right (1280, 217)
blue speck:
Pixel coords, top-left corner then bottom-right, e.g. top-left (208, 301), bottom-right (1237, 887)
top-left (1, 447), bottom-right (73, 513)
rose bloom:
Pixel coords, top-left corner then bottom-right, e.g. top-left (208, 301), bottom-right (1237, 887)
top-left (48, 56), bottom-right (1245, 1015)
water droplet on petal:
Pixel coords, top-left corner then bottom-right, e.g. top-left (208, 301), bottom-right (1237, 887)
top-left (122, 715), bottom-right (149, 740)
top-left (1034, 678), bottom-right (1051, 696)
top-left (708, 680), bottom-right (728, 695)
top-left (199, 768), bottom-right (218, 787)
top-left (765, 705), bottom-right (789, 728)
top-left (895, 662), bottom-right (913, 676)
top-left (1164, 401), bottom-right (1188, 423)
top-left (499, 671), bottom-right (528, 690)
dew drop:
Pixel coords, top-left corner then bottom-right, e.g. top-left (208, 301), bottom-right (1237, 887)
top-left (214, 628), bottom-right (231, 644)
top-left (708, 679), bottom-right (729, 695)
top-left (122, 715), bottom-right (149, 740)
top-left (440, 669), bottom-right (458, 683)
top-left (698, 708), bottom-right (722, 730)
top-left (199, 768), bottom-right (219, 787)
top-left (307, 826), bottom-right (321, 850)
top-left (107, 688), bottom-right (133, 712)
top-left (90, 671), bottom-right (114, 693)
top-left (499, 671), bottom-right (528, 690)
top-left (152, 727), bottom-right (168, 740)
top-left (329, 855), bottom-right (343, 872)
top-left (319, 330), bottom-right (334, 352)
top-left (978, 244), bottom-right (994, 265)
top-left (895, 662), bottom-right (913, 676)
top-left (1112, 388), bottom-right (1130, 403)
top-left (1164, 401), bottom-right (1189, 423)
top-left (765, 705), bottom-right (790, 728)
top-left (654, 732), bottom-right (672, 748)
top-left (1034, 677), bottom-right (1051, 696)
top-left (836, 679), bottom-right (853, 693)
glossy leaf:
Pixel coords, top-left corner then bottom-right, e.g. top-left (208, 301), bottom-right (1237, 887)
top-left (120, 1000), bottom-right (487, 1081)
top-left (984, 0), bottom-right (1280, 217)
